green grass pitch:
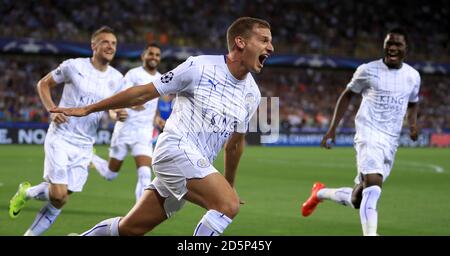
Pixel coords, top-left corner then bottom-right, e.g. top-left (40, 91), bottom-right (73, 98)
top-left (0, 145), bottom-right (449, 236)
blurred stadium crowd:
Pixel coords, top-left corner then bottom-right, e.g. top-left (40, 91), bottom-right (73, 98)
top-left (1, 56), bottom-right (449, 132)
top-left (1, 0), bottom-right (448, 61)
top-left (0, 0), bottom-right (449, 131)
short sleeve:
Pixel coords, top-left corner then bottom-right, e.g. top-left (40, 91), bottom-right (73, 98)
top-left (346, 64), bottom-right (369, 93)
top-left (51, 59), bottom-right (73, 84)
top-left (409, 73), bottom-right (421, 103)
top-left (153, 57), bottom-right (196, 95)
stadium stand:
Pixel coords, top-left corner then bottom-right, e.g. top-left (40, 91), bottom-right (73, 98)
top-left (1, 0), bottom-right (448, 61)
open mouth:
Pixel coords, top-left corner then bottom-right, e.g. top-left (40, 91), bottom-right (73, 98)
top-left (258, 54), bottom-right (269, 66)
top-left (147, 60), bottom-right (158, 67)
top-left (387, 53), bottom-right (398, 61)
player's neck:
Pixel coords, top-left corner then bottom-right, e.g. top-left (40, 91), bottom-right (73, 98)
top-left (90, 57), bottom-right (109, 72)
top-left (382, 58), bottom-right (403, 69)
top-left (225, 54), bottom-right (248, 80)
top-left (143, 65), bottom-right (157, 75)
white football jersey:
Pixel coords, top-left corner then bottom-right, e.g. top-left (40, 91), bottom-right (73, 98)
top-left (153, 55), bottom-right (261, 163)
top-left (347, 59), bottom-right (421, 144)
top-left (48, 58), bottom-right (123, 145)
top-left (113, 66), bottom-right (161, 132)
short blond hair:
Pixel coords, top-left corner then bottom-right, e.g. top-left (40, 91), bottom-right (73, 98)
top-left (91, 26), bottom-right (115, 42)
top-left (226, 17), bottom-right (271, 52)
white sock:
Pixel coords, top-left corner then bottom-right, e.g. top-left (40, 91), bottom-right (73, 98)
top-left (360, 185), bottom-right (382, 236)
top-left (135, 166), bottom-right (152, 201)
top-left (81, 217), bottom-right (121, 236)
top-left (24, 202), bottom-right (61, 236)
top-left (25, 182), bottom-right (50, 201)
top-left (317, 187), bottom-right (353, 207)
top-left (193, 210), bottom-right (232, 236)
top-left (91, 154), bottom-right (118, 181)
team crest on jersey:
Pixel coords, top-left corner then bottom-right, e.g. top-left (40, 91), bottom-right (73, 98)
top-left (161, 71), bottom-right (174, 83)
top-left (55, 68), bottom-right (62, 76)
top-left (407, 77), bottom-right (414, 85)
top-left (196, 158), bottom-right (210, 168)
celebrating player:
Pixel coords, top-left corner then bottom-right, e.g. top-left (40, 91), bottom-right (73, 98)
top-left (8, 26), bottom-right (124, 236)
top-left (301, 28), bottom-right (421, 236)
top-left (91, 43), bottom-right (162, 201)
top-left (52, 17), bottom-right (274, 236)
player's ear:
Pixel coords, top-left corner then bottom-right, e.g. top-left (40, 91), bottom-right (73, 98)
top-left (91, 40), bottom-right (96, 52)
top-left (235, 36), bottom-right (246, 51)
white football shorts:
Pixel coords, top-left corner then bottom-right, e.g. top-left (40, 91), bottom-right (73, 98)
top-left (109, 127), bottom-right (153, 160)
top-left (43, 134), bottom-right (93, 192)
top-left (353, 140), bottom-right (397, 184)
top-left (147, 133), bottom-right (218, 217)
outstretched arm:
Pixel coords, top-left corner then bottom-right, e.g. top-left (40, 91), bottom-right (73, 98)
top-left (321, 88), bottom-right (356, 149)
top-left (407, 102), bottom-right (419, 141)
top-left (51, 83), bottom-right (160, 116)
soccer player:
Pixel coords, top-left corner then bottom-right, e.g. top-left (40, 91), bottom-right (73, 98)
top-left (91, 43), bottom-right (162, 201)
top-left (301, 28), bottom-right (420, 236)
top-left (8, 26), bottom-right (124, 236)
top-left (51, 17), bottom-right (273, 236)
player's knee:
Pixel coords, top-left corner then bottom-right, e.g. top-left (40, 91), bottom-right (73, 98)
top-left (216, 197), bottom-right (240, 219)
top-left (50, 193), bottom-right (68, 208)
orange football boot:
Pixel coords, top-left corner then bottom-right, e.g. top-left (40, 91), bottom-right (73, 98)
top-left (301, 182), bottom-right (326, 217)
